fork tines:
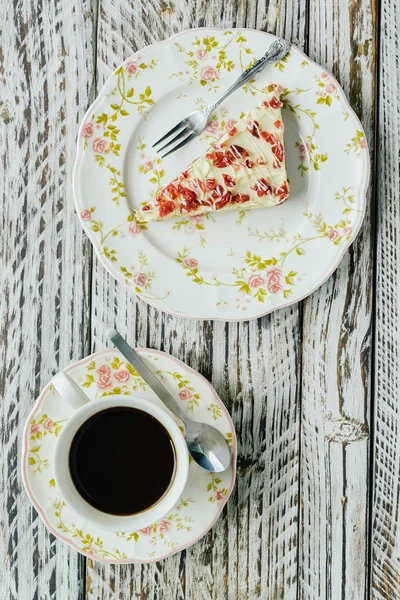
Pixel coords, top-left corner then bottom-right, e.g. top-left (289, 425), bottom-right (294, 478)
top-left (152, 120), bottom-right (195, 158)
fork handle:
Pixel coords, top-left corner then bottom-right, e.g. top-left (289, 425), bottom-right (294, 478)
top-left (205, 38), bottom-right (290, 115)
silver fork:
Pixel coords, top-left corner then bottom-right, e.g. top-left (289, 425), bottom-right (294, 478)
top-left (153, 38), bottom-right (290, 158)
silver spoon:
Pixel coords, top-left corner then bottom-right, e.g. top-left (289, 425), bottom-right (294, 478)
top-left (107, 328), bottom-right (231, 473)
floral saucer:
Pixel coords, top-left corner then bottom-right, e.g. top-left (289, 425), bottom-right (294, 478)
top-left (22, 349), bottom-right (236, 563)
top-left (74, 28), bottom-right (369, 320)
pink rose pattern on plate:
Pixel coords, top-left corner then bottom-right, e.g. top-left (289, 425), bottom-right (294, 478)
top-left (144, 160), bottom-right (154, 171)
top-left (93, 138), bottom-right (108, 154)
top-left (197, 107), bottom-right (234, 146)
top-left (97, 364), bottom-right (111, 376)
top-left (132, 508), bottom-right (196, 547)
top-left (148, 368), bottom-right (202, 412)
top-left (97, 373), bottom-right (112, 389)
top-left (170, 34), bottom-right (239, 92)
top-left (266, 268), bottom-right (283, 294)
top-left (344, 130), bottom-right (368, 156)
top-left (24, 350), bottom-right (235, 562)
top-left (43, 418), bottom-right (54, 430)
top-left (79, 355), bottom-right (207, 418)
top-left (184, 258), bottom-right (198, 269)
top-left (80, 356), bottom-right (147, 394)
top-left (200, 66), bottom-right (219, 82)
top-left (206, 119), bottom-right (220, 133)
top-left (81, 209), bottom-right (91, 221)
top-left (177, 247), bottom-right (296, 306)
top-left (248, 274), bottom-right (265, 289)
top-left (82, 122), bottom-right (94, 139)
top-left (133, 272), bottom-right (148, 287)
top-left (119, 250), bottom-right (158, 299)
top-left (314, 71), bottom-right (340, 106)
top-left (114, 370), bottom-right (130, 383)
top-left (128, 222), bottom-right (141, 236)
top-left (29, 413), bottom-right (65, 442)
top-left (196, 49), bottom-right (207, 60)
top-left (176, 196), bottom-right (357, 308)
top-left (28, 412), bottom-right (67, 473)
top-left (140, 526), bottom-right (153, 536)
top-left (76, 29), bottom-right (366, 320)
top-left (125, 62), bottom-right (137, 75)
top-left (298, 141), bottom-right (310, 162)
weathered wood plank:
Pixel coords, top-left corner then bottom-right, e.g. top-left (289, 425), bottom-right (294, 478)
top-left (87, 0), bottom-right (306, 598)
top-left (89, 302), bottom-right (302, 600)
top-left (299, 0), bottom-right (376, 598)
top-left (0, 0), bottom-right (94, 598)
top-left (371, 0), bottom-right (400, 598)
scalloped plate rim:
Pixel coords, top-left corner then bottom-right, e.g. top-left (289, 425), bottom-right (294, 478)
top-left (73, 27), bottom-right (370, 321)
top-left (21, 348), bottom-right (237, 564)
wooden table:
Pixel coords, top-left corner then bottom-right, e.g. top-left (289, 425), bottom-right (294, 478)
top-left (1, 0), bottom-right (398, 598)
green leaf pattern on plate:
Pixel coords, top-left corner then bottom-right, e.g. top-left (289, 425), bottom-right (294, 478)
top-left (23, 350), bottom-right (236, 563)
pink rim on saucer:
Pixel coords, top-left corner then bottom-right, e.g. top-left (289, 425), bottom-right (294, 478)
top-left (22, 349), bottom-right (237, 564)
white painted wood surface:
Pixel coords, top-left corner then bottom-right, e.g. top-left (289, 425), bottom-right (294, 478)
top-left (0, 1), bottom-right (94, 598)
top-left (1, 0), bottom-right (398, 598)
top-left (299, 1), bottom-right (376, 598)
top-left (87, 1), bottom-right (305, 598)
top-left (372, 0), bottom-right (400, 598)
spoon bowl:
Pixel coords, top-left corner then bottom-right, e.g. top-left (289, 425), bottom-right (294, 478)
top-left (107, 328), bottom-right (231, 473)
top-left (186, 423), bottom-right (231, 472)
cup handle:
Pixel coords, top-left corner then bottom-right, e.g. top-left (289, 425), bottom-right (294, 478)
top-left (52, 371), bottom-right (90, 410)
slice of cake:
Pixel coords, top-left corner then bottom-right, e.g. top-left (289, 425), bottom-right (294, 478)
top-left (136, 92), bottom-right (289, 222)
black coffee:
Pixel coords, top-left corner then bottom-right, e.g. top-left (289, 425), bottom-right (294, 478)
top-left (69, 407), bottom-right (176, 515)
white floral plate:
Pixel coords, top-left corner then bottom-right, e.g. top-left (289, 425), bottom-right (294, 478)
top-left (21, 349), bottom-right (236, 563)
top-left (73, 28), bottom-right (369, 320)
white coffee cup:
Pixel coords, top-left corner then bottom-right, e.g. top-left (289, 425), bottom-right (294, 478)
top-left (52, 371), bottom-right (189, 532)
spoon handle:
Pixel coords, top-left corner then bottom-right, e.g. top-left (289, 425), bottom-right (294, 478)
top-left (107, 329), bottom-right (189, 424)
top-left (207, 38), bottom-right (290, 113)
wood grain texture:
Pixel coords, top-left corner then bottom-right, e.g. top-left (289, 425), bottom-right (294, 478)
top-left (371, 0), bottom-right (400, 598)
top-left (299, 0), bottom-right (376, 598)
top-left (1, 0), bottom-right (392, 598)
top-left (87, 0), bottom-right (306, 598)
top-left (0, 0), bottom-right (94, 598)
